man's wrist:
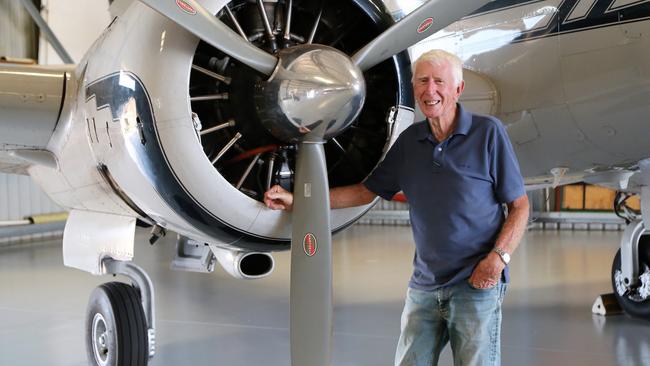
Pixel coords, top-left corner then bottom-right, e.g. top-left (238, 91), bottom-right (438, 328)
top-left (492, 247), bottom-right (510, 265)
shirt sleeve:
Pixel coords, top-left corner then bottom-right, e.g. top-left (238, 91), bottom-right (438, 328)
top-left (363, 134), bottom-right (403, 200)
top-left (490, 120), bottom-right (526, 204)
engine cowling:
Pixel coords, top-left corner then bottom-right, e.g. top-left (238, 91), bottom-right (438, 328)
top-left (65, 0), bottom-right (414, 251)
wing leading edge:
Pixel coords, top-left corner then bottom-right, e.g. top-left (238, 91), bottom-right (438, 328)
top-left (0, 64), bottom-right (73, 174)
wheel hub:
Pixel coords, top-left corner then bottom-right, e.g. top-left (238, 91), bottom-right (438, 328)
top-left (254, 44), bottom-right (365, 142)
top-left (614, 269), bottom-right (629, 297)
top-left (614, 267), bottom-right (650, 302)
top-left (639, 267), bottom-right (650, 299)
top-left (91, 313), bottom-right (109, 366)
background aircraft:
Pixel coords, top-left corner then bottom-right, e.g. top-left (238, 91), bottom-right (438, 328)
top-left (1, 0), bottom-right (649, 365)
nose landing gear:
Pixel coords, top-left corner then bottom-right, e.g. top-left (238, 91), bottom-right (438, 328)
top-left (85, 259), bottom-right (155, 366)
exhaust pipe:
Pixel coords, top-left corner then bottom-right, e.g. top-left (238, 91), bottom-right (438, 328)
top-left (210, 245), bottom-right (275, 280)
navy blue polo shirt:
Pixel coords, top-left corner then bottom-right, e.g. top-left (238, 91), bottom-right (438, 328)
top-left (363, 103), bottom-right (525, 291)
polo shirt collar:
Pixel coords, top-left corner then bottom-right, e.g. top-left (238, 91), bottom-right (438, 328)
top-left (416, 103), bottom-right (473, 141)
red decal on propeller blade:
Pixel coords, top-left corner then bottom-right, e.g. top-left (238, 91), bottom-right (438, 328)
top-left (176, 0), bottom-right (197, 15)
top-left (303, 233), bottom-right (317, 257)
top-left (417, 17), bottom-right (434, 34)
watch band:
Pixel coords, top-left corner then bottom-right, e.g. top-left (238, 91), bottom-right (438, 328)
top-left (492, 247), bottom-right (510, 265)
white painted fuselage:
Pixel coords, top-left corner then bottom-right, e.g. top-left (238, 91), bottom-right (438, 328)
top-left (415, 0), bottom-right (650, 189)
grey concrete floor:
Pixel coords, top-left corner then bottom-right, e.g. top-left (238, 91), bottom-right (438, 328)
top-left (1, 225), bottom-right (650, 365)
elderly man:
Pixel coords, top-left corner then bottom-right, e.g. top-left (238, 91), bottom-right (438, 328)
top-left (264, 49), bottom-right (529, 366)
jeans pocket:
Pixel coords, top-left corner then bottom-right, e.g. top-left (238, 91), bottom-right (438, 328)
top-left (467, 280), bottom-right (498, 291)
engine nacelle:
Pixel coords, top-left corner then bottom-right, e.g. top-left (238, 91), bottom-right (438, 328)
top-left (210, 245), bottom-right (275, 280)
top-left (30, 0), bottom-right (415, 258)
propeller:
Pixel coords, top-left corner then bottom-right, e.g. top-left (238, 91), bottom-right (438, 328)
top-left (290, 134), bottom-right (332, 366)
top-left (352, 0), bottom-right (494, 71)
top-left (255, 44), bottom-right (365, 365)
top-left (137, 0), bottom-right (277, 75)
top-left (139, 0), bottom-right (492, 74)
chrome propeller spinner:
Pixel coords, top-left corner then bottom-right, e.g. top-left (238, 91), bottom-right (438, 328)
top-left (255, 44), bottom-right (366, 143)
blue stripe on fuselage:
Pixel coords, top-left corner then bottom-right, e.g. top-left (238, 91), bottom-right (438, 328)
top-left (469, 0), bottom-right (650, 42)
top-left (85, 72), bottom-right (287, 250)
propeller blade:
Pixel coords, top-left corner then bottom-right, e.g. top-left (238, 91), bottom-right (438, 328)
top-left (137, 0), bottom-right (277, 75)
top-left (352, 0), bottom-right (493, 71)
top-left (290, 141), bottom-right (332, 366)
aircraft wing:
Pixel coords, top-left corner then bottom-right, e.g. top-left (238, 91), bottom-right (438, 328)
top-left (525, 167), bottom-right (641, 194)
top-left (0, 64), bottom-right (74, 174)
top-left (0, 154), bottom-right (31, 175)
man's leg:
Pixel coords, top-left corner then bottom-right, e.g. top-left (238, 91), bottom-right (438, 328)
top-left (395, 287), bottom-right (449, 366)
top-left (446, 281), bottom-right (507, 366)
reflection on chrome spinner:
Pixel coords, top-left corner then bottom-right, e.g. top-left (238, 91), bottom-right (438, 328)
top-left (255, 45), bottom-right (366, 143)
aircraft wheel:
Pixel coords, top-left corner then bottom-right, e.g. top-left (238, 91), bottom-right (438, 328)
top-left (86, 282), bottom-right (148, 366)
top-left (611, 236), bottom-right (650, 319)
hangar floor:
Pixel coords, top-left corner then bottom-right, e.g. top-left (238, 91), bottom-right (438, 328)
top-left (1, 225), bottom-right (649, 366)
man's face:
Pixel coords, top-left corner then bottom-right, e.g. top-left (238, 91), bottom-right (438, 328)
top-left (413, 60), bottom-right (464, 120)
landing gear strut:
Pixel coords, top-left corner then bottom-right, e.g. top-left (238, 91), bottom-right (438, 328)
top-left (86, 258), bottom-right (156, 366)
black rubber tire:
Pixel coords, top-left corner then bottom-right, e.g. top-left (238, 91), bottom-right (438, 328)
top-left (611, 236), bottom-right (650, 320)
top-left (85, 282), bottom-right (149, 366)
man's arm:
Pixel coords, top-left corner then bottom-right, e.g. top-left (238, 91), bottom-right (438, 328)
top-left (469, 194), bottom-right (529, 289)
top-left (264, 183), bottom-right (377, 211)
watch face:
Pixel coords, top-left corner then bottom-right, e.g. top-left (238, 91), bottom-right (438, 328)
top-left (494, 248), bottom-right (510, 264)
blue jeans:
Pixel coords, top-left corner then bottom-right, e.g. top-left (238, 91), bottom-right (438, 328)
top-left (395, 280), bottom-right (507, 366)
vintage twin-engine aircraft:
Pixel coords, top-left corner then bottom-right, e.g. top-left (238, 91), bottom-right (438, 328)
top-left (1, 0), bottom-right (497, 364)
top-left (2, 0), bottom-right (650, 364)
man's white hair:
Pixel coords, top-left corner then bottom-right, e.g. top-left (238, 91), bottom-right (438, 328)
top-left (412, 49), bottom-right (463, 86)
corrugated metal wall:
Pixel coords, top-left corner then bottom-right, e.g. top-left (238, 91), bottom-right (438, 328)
top-left (0, 172), bottom-right (61, 221)
top-left (357, 199), bottom-right (410, 226)
top-left (0, 0), bottom-right (39, 59)
top-left (0, 172), bottom-right (64, 246)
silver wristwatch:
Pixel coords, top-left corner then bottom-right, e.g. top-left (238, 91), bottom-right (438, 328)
top-left (492, 247), bottom-right (510, 265)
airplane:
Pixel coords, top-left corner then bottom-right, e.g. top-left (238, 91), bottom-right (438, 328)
top-left (1, 0), bottom-right (649, 365)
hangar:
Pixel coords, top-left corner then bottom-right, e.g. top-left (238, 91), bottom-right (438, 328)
top-left (2, 0), bottom-right (650, 365)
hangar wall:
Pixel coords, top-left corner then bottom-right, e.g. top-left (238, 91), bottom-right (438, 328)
top-left (0, 173), bottom-right (61, 221)
top-left (0, 0), bottom-right (39, 59)
top-left (38, 0), bottom-right (111, 65)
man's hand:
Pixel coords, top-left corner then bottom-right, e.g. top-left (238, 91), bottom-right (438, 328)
top-left (468, 252), bottom-right (505, 289)
top-left (264, 185), bottom-right (294, 211)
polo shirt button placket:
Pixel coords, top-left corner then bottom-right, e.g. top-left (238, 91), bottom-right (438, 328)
top-left (433, 143), bottom-right (445, 168)
top-left (433, 147), bottom-right (442, 167)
